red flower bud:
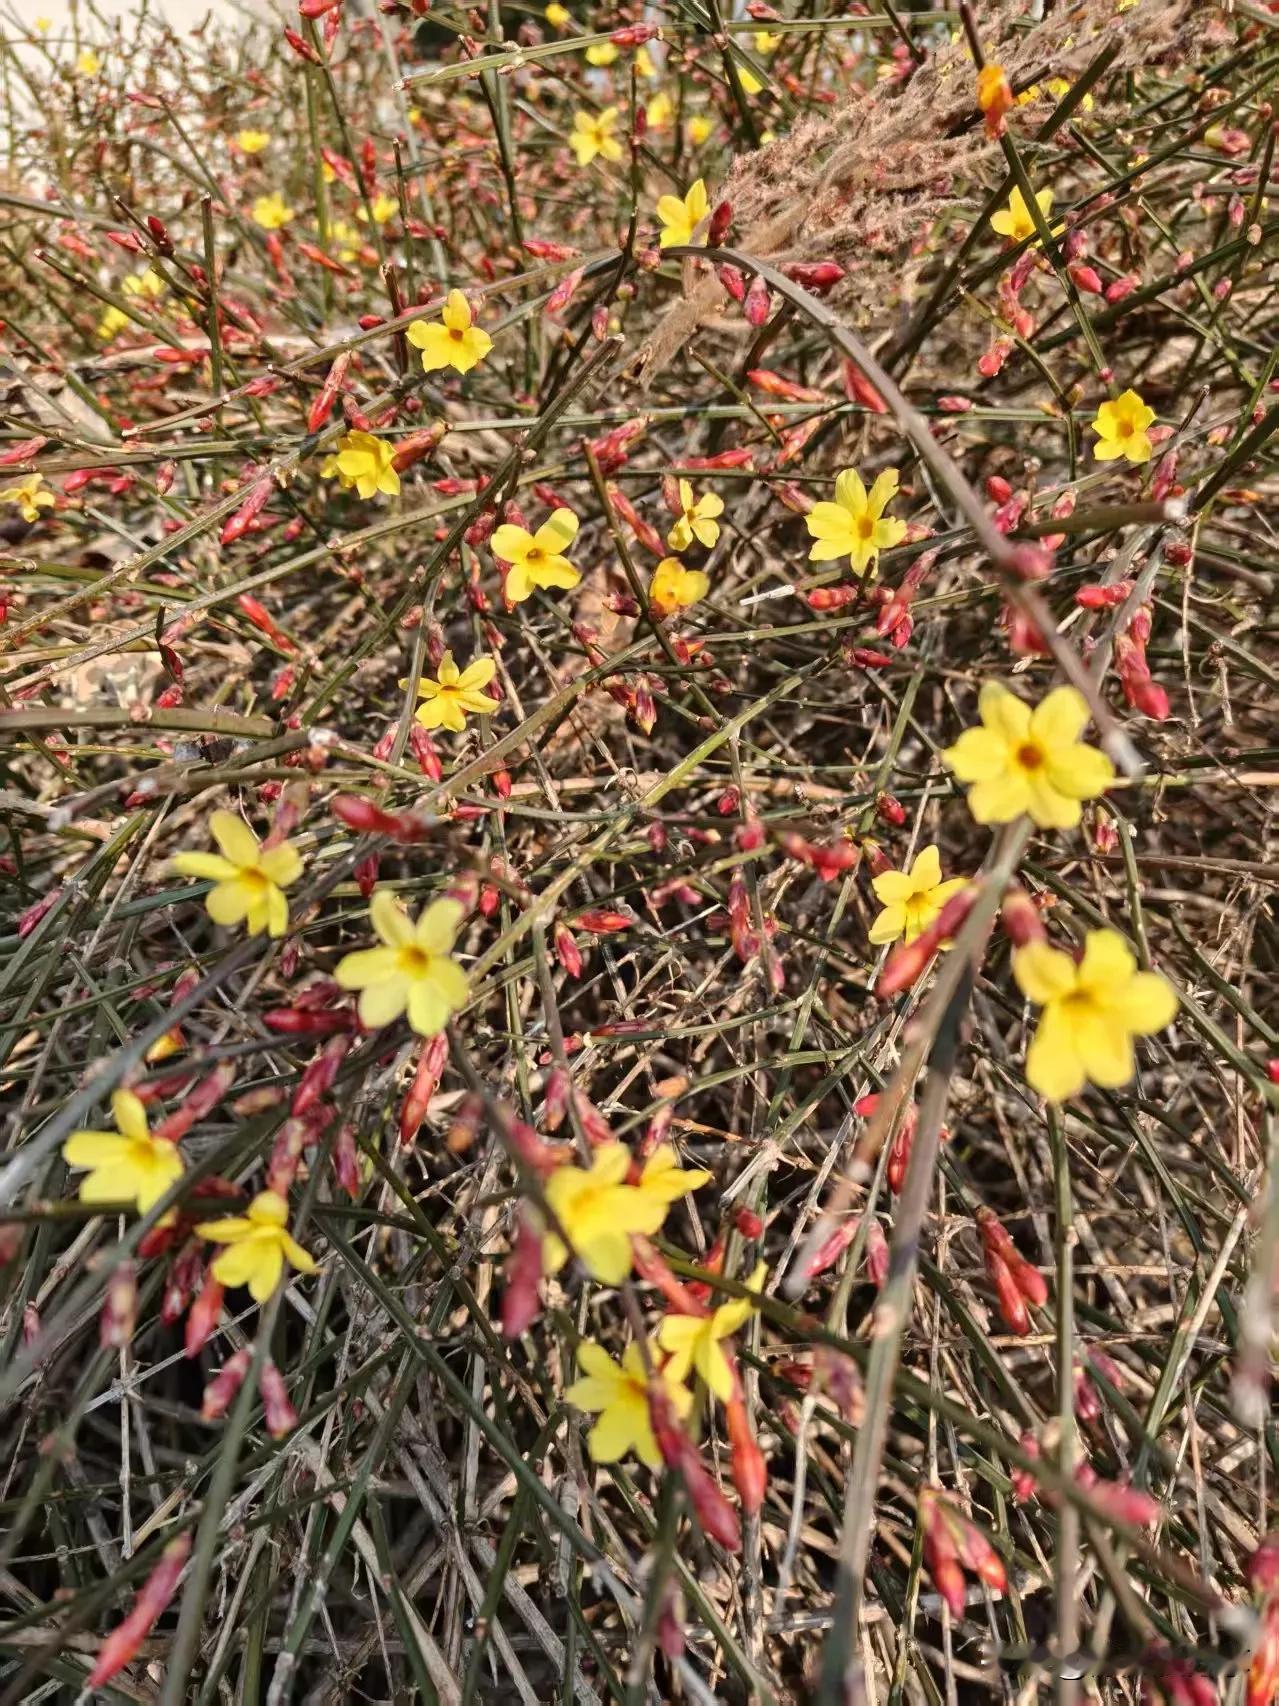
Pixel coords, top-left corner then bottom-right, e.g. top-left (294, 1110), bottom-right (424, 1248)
top-left (501, 1212), bottom-right (544, 1338)
top-left (259, 1358), bottom-right (298, 1437)
top-left (184, 1276), bottom-right (224, 1359)
top-left (201, 1348), bottom-right (250, 1421)
top-left (88, 1534), bottom-right (192, 1688)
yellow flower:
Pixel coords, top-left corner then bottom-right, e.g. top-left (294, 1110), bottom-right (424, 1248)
top-left (1091, 388), bottom-right (1156, 465)
top-left (335, 890), bottom-right (469, 1036)
top-left (754, 29), bottom-right (781, 52)
top-left (413, 650), bottom-right (499, 732)
top-left (738, 65), bottom-right (764, 96)
top-left (990, 185), bottom-right (1055, 244)
top-left (196, 1190), bottom-right (318, 1303)
top-left (1, 474), bottom-right (56, 524)
top-left (942, 683), bottom-right (1114, 830)
top-left (237, 129), bottom-right (271, 154)
top-left (171, 810), bottom-right (303, 938)
top-left (566, 1340), bottom-right (692, 1467)
top-left (869, 845), bottom-right (968, 946)
top-left (62, 1090), bottom-right (183, 1215)
top-left (656, 1262), bottom-right (766, 1403)
top-left (1014, 928), bottom-right (1178, 1100)
top-left (320, 429), bottom-right (400, 500)
top-left (122, 268), bottom-right (165, 301)
top-left (646, 91), bottom-right (674, 131)
top-left (406, 289), bottom-right (493, 376)
top-left (330, 218), bottom-right (364, 265)
top-left (686, 114), bottom-right (713, 146)
top-left (97, 305), bottom-right (129, 341)
top-left (76, 48), bottom-right (101, 74)
top-left (667, 479), bottom-right (723, 552)
top-left (650, 557), bottom-right (709, 616)
top-left (541, 1141), bottom-right (705, 1285)
top-left (585, 40), bottom-right (618, 66)
top-left (805, 467), bottom-right (907, 577)
top-left (35, 16), bottom-right (51, 31)
top-left (252, 192), bottom-right (295, 231)
top-left (636, 45), bottom-right (657, 78)
top-left (358, 192), bottom-right (400, 225)
top-left (1045, 76), bottom-right (1093, 111)
top-left (569, 106), bottom-right (623, 167)
top-left (656, 178), bottom-right (709, 249)
top-left (491, 507), bottom-right (581, 604)
top-left (545, 1), bottom-right (570, 25)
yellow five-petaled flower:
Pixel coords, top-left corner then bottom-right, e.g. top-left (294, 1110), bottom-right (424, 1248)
top-left (1, 473), bottom-right (56, 524)
top-left (869, 844), bottom-right (968, 946)
top-left (196, 1190), bottom-right (318, 1303)
top-left (566, 1340), bottom-right (692, 1467)
top-left (667, 479), bottom-right (723, 553)
top-left (943, 683), bottom-right (1114, 830)
top-left (1091, 388), bottom-right (1155, 465)
top-left (172, 811), bottom-right (304, 938)
top-left (569, 106), bottom-right (623, 167)
top-left (414, 651), bottom-right (499, 732)
top-left (63, 1089), bottom-right (184, 1215)
top-left (656, 1262), bottom-right (766, 1403)
top-left (990, 185), bottom-right (1055, 245)
top-left (491, 507), bottom-right (581, 604)
top-left (406, 289), bottom-right (493, 376)
top-left (335, 890), bottom-right (469, 1036)
top-left (650, 557), bottom-right (709, 617)
top-left (251, 192), bottom-right (294, 231)
top-left (1013, 927), bottom-right (1178, 1100)
top-left (320, 430), bottom-right (400, 501)
top-left (237, 129), bottom-right (270, 154)
top-left (656, 178), bottom-right (709, 249)
top-left (541, 1142), bottom-right (709, 1286)
top-left (805, 467), bottom-right (907, 577)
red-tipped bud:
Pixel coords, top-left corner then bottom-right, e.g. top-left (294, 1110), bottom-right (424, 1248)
top-left (259, 1358), bottom-right (298, 1436)
top-left (201, 1347), bottom-right (250, 1420)
top-left (184, 1276), bottom-right (224, 1359)
top-left (501, 1212), bottom-right (544, 1338)
top-left (88, 1534), bottom-right (192, 1688)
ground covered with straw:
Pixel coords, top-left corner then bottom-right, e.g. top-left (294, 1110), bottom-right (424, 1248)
top-left (1, 0), bottom-right (1277, 1700)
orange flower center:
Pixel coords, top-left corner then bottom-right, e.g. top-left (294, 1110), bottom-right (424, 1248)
top-left (449, 327), bottom-right (465, 342)
top-left (1116, 417), bottom-right (1134, 438)
top-left (857, 516), bottom-right (875, 540)
top-left (1016, 742), bottom-right (1044, 770)
top-left (398, 945), bottom-right (431, 976)
top-left (240, 866), bottom-right (269, 890)
top-left (525, 545), bottom-right (544, 565)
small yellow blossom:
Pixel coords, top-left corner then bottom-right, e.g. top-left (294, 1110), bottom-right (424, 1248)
top-left (491, 507), bottom-right (581, 604)
top-left (541, 1141), bottom-right (706, 1285)
top-left (569, 106), bottom-right (623, 167)
top-left (635, 45), bottom-right (657, 79)
top-left (650, 557), bottom-right (709, 616)
top-left (171, 811), bottom-right (303, 938)
top-left (76, 48), bottom-right (101, 74)
top-left (406, 289), bottom-right (493, 376)
top-left (566, 1340), bottom-right (692, 1467)
top-left (686, 114), bottom-right (713, 146)
top-left (335, 890), bottom-right (469, 1036)
top-left (869, 845), bottom-right (968, 946)
top-left (1091, 388), bottom-right (1156, 465)
top-left (585, 40), bottom-right (618, 66)
top-left (320, 429), bottom-right (400, 500)
top-left (990, 185), bottom-right (1054, 244)
top-left (738, 65), bottom-right (764, 96)
top-left (358, 192), bottom-right (400, 225)
top-left (656, 1262), bottom-right (766, 1403)
top-left (754, 30), bottom-right (781, 52)
top-left (667, 479), bottom-right (723, 552)
top-left (1046, 76), bottom-right (1093, 111)
top-left (196, 1190), bottom-right (317, 1303)
top-left (330, 218), bottom-right (364, 265)
top-left (805, 467), bottom-right (907, 577)
top-left (1014, 928), bottom-right (1178, 1100)
top-left (35, 17), bottom-right (52, 31)
top-left (646, 91), bottom-right (674, 131)
top-left (122, 268), bottom-right (166, 300)
top-left (413, 651), bottom-right (499, 732)
top-left (639, 1143), bottom-right (712, 1203)
top-left (252, 192), bottom-right (295, 231)
top-left (942, 683), bottom-right (1114, 829)
top-left (545, 1), bottom-right (570, 25)
top-left (63, 1090), bottom-right (183, 1215)
top-left (237, 129), bottom-right (271, 154)
top-left (1, 473), bottom-right (56, 524)
top-left (656, 178), bottom-right (709, 249)
top-left (97, 305), bottom-right (130, 341)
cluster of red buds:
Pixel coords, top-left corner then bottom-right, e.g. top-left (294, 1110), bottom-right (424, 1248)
top-left (919, 1487), bottom-right (1007, 1616)
top-left (1247, 1536), bottom-right (1279, 1706)
top-left (976, 1206), bottom-right (1048, 1333)
top-left (1115, 604), bottom-right (1170, 719)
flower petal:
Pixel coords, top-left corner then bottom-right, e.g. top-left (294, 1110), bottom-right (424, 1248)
top-left (334, 946), bottom-right (400, 990)
top-left (490, 524), bottom-right (532, 564)
top-left (172, 852), bottom-right (238, 882)
top-left (1043, 742), bottom-right (1114, 800)
top-left (1077, 929), bottom-right (1136, 991)
top-left (406, 980), bottom-right (452, 1038)
top-left (370, 888), bottom-right (415, 949)
top-left (205, 879), bottom-right (252, 926)
top-left (209, 810), bottom-right (259, 868)
top-left (247, 1240), bottom-right (285, 1304)
top-left (978, 682), bottom-right (1031, 743)
top-left (1029, 686), bottom-right (1090, 750)
top-left (1073, 1013), bottom-right (1135, 1089)
top-left (457, 657), bottom-right (496, 691)
top-left (868, 903), bottom-right (907, 945)
top-left (415, 898), bottom-right (464, 954)
top-left (1111, 971), bottom-right (1178, 1035)
top-left (943, 726), bottom-right (1010, 783)
top-left (534, 509), bottom-right (579, 554)
top-left (833, 469), bottom-right (866, 515)
top-left (1025, 1005), bottom-right (1087, 1101)
top-left (586, 1399), bottom-right (641, 1463)
top-left (63, 1131), bottom-right (127, 1168)
top-left (909, 844), bottom-right (942, 892)
top-left (358, 975), bottom-right (411, 1029)
top-left (967, 770), bottom-right (1032, 824)
top-left (1013, 941), bottom-right (1078, 1006)
top-left (258, 843), bottom-right (302, 886)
